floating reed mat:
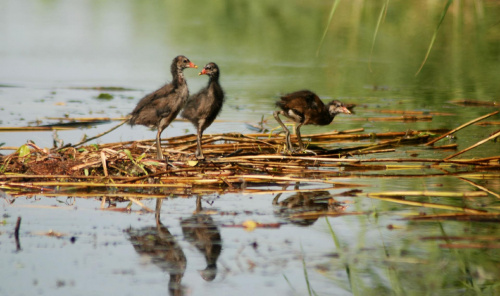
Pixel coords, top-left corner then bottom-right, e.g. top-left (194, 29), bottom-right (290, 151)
top-left (1, 128), bottom-right (499, 194)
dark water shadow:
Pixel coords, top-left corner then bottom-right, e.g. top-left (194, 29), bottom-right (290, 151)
top-left (127, 196), bottom-right (223, 295)
top-left (181, 196), bottom-right (222, 282)
top-left (273, 182), bottom-right (346, 226)
top-left (127, 199), bottom-right (187, 296)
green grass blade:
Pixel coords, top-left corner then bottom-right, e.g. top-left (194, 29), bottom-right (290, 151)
top-left (283, 274), bottom-right (296, 292)
top-left (325, 217), bottom-right (341, 249)
top-left (415, 0), bottom-right (454, 76)
top-left (316, 0), bottom-right (341, 56)
top-left (369, 0), bottom-right (389, 72)
top-left (326, 218), bottom-right (355, 293)
top-left (301, 244), bottom-right (313, 296)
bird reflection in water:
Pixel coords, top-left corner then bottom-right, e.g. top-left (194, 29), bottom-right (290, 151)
top-left (181, 196), bottom-right (222, 282)
top-left (127, 199), bottom-right (187, 296)
top-left (273, 183), bottom-right (347, 226)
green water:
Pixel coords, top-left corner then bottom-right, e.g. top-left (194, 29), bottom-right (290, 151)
top-left (1, 1), bottom-right (499, 295)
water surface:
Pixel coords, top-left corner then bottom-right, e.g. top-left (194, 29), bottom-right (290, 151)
top-left (1, 1), bottom-right (499, 295)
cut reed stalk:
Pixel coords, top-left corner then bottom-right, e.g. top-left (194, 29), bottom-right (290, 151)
top-left (368, 191), bottom-right (487, 198)
top-left (457, 177), bottom-right (500, 199)
top-left (0, 126), bottom-right (75, 132)
top-left (367, 195), bottom-right (486, 214)
top-left (127, 197), bottom-right (154, 212)
top-left (72, 119), bottom-right (129, 148)
top-left (444, 130), bottom-right (500, 160)
top-left (290, 211), bottom-right (366, 219)
top-left (425, 110), bottom-right (499, 146)
top-left (1, 181), bottom-right (192, 188)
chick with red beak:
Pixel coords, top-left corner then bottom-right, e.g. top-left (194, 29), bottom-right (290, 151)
top-left (129, 55), bottom-right (197, 159)
top-left (182, 63), bottom-right (225, 159)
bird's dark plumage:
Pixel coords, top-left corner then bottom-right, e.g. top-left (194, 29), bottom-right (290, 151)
top-left (129, 55), bottom-right (197, 159)
top-left (274, 90), bottom-right (351, 151)
top-left (182, 62), bottom-right (224, 159)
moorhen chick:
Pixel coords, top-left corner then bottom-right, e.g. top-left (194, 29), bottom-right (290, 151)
top-left (129, 55), bottom-right (197, 159)
top-left (181, 62), bottom-right (224, 159)
top-left (273, 90), bottom-right (351, 151)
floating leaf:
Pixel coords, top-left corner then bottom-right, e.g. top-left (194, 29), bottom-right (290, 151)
top-left (242, 220), bottom-right (258, 231)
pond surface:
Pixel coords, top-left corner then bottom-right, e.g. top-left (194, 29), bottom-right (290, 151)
top-left (1, 1), bottom-right (500, 295)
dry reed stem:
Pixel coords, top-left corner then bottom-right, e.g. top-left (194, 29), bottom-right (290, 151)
top-left (100, 151), bottom-right (108, 177)
top-left (421, 236), bottom-right (500, 241)
top-left (405, 212), bottom-right (500, 221)
top-left (439, 243), bottom-right (500, 249)
top-left (216, 155), bottom-right (359, 163)
top-left (425, 110), bottom-right (499, 146)
top-left (242, 186), bottom-right (338, 195)
top-left (128, 197), bottom-right (154, 212)
top-left (364, 109), bottom-right (454, 116)
top-left (0, 126), bottom-right (76, 132)
top-left (45, 117), bottom-right (127, 122)
top-left (444, 130), bottom-right (500, 160)
top-left (101, 196), bottom-right (106, 209)
top-left (1, 126), bottom-right (497, 197)
top-left (72, 119), bottom-right (129, 148)
top-left (476, 121), bottom-right (500, 126)
top-left (289, 211), bottom-right (366, 219)
top-left (1, 181), bottom-right (191, 189)
top-left (349, 115), bottom-right (433, 122)
top-left (368, 191), bottom-right (487, 198)
top-left (457, 177), bottom-right (500, 199)
top-left (367, 195), bottom-right (486, 214)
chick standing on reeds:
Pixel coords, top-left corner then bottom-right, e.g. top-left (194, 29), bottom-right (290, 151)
top-left (129, 55), bottom-right (197, 160)
top-left (182, 63), bottom-right (224, 160)
top-left (274, 90), bottom-right (351, 151)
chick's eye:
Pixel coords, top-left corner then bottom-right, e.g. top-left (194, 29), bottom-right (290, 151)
top-left (183, 59), bottom-right (188, 63)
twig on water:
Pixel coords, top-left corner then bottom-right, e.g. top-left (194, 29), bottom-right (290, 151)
top-left (425, 111), bottom-right (499, 146)
top-left (14, 216), bottom-right (21, 251)
top-left (367, 195), bottom-right (486, 214)
top-left (368, 191), bottom-right (487, 198)
top-left (100, 151), bottom-right (108, 177)
top-left (457, 177), bottom-right (500, 199)
top-left (128, 197), bottom-right (154, 213)
top-left (444, 130), bottom-right (500, 160)
top-left (71, 119), bottom-right (129, 148)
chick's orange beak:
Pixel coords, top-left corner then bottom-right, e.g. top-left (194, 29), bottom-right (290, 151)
top-left (342, 107), bottom-right (351, 114)
top-left (189, 62), bottom-right (198, 68)
top-left (198, 68), bottom-right (207, 76)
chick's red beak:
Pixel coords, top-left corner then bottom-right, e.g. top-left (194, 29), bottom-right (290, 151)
top-left (188, 62), bottom-right (198, 68)
top-left (198, 68), bottom-right (207, 76)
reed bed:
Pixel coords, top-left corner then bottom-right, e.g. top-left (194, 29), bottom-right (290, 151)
top-left (1, 126), bottom-right (498, 193)
top-left (1, 111), bottom-right (499, 225)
